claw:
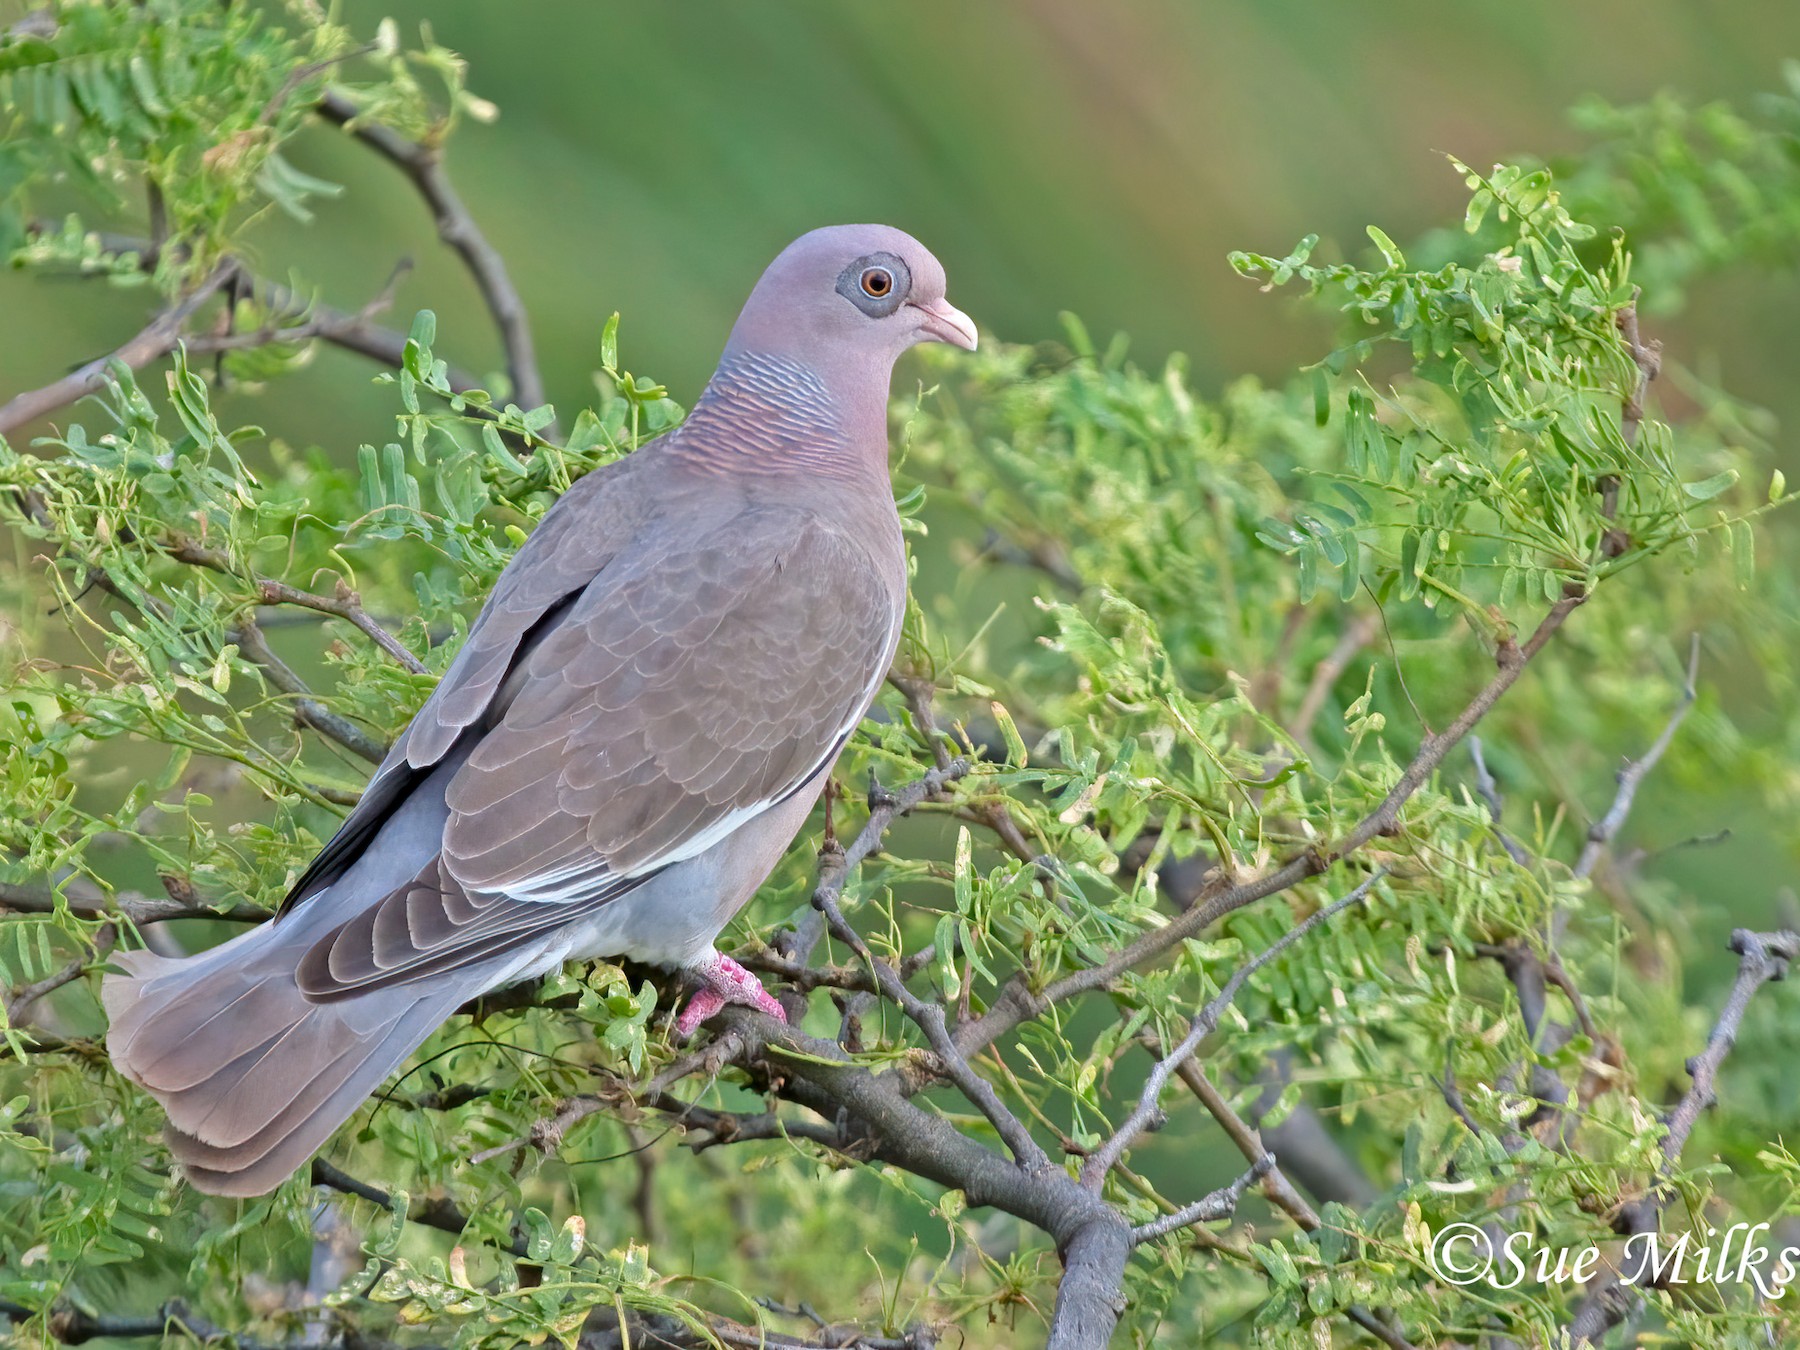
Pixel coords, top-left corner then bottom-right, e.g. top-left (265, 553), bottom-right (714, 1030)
top-left (674, 951), bottom-right (787, 1037)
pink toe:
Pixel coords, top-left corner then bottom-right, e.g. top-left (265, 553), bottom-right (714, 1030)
top-left (675, 988), bottom-right (725, 1037)
top-left (677, 954), bottom-right (787, 1032)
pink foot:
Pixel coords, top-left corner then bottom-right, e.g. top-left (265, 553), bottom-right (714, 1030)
top-left (674, 952), bottom-right (787, 1037)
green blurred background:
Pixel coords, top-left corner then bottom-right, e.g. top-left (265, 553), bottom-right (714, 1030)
top-left (6, 0), bottom-right (1800, 450)
top-left (3, 5), bottom-right (1799, 1330)
top-left (3, 0), bottom-right (1798, 934)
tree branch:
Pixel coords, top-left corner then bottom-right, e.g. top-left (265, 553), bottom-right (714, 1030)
top-left (1130, 1156), bottom-right (1273, 1244)
top-left (0, 1298), bottom-right (406, 1349)
top-left (165, 535), bottom-right (428, 674)
top-left (3, 483), bottom-right (391, 767)
top-left (0, 267), bottom-right (232, 437)
top-left (1081, 871), bottom-right (1383, 1189)
top-left (681, 1006), bottom-right (1131, 1350)
top-left (0, 879), bottom-right (265, 926)
top-left (315, 90), bottom-right (551, 427)
top-left (1565, 928), bottom-right (1799, 1344)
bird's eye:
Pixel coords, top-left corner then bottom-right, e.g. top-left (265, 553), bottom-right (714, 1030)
top-left (837, 253), bottom-right (909, 315)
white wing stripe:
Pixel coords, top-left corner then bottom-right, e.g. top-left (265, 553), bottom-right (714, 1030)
top-left (492, 623), bottom-right (894, 906)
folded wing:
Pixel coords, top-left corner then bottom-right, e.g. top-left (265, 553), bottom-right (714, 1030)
top-left (294, 506), bottom-right (897, 997)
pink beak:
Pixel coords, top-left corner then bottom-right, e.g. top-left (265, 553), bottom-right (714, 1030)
top-left (910, 296), bottom-right (979, 351)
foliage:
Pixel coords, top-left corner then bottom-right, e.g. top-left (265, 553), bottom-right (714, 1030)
top-left (4, 5), bottom-right (1800, 1348)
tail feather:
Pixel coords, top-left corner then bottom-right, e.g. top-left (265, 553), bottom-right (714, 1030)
top-left (162, 1003), bottom-right (453, 1196)
top-left (164, 1015), bottom-right (372, 1149)
top-left (103, 920), bottom-right (472, 1195)
top-left (115, 971), bottom-right (315, 1096)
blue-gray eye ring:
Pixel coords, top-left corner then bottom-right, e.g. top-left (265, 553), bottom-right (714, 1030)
top-left (860, 267), bottom-right (894, 299)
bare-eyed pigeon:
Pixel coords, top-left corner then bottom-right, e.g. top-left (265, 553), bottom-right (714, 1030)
top-left (102, 224), bottom-right (977, 1196)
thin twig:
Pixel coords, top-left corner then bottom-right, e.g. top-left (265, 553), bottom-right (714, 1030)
top-left (1163, 1057), bottom-right (1320, 1226)
top-left (1081, 871), bottom-right (1384, 1188)
top-left (1130, 1156), bottom-right (1274, 1244)
top-left (1148, 1048), bottom-right (1418, 1348)
top-left (231, 619), bottom-right (388, 764)
top-left (5, 484), bottom-right (389, 766)
top-left (772, 754), bottom-right (970, 976)
top-left (166, 535), bottom-right (428, 674)
top-left (21, 223), bottom-right (487, 392)
top-left (806, 764), bottom-right (1049, 1172)
top-left (1468, 736), bottom-right (1531, 865)
top-left (1573, 633), bottom-right (1699, 882)
top-left (952, 591), bottom-right (1584, 1066)
top-left (1290, 610), bottom-right (1378, 750)
top-left (1615, 298), bottom-right (1663, 453)
top-left (309, 1157), bottom-right (523, 1257)
top-left (4, 924), bottom-right (113, 1023)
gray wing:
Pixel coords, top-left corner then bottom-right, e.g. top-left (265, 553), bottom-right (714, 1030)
top-left (281, 463), bottom-right (647, 913)
top-left (293, 508), bottom-right (897, 998)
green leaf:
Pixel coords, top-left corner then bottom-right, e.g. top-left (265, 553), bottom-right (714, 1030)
top-left (600, 312), bottom-right (620, 371)
top-left (1733, 518), bottom-right (1755, 589)
top-left (1683, 469), bottom-right (1738, 501)
top-left (1366, 224), bottom-right (1405, 269)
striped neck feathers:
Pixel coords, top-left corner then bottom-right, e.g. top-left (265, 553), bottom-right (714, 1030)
top-left (670, 352), bottom-right (885, 480)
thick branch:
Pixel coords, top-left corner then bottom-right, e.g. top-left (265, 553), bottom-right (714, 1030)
top-left (691, 1007), bottom-right (1129, 1349)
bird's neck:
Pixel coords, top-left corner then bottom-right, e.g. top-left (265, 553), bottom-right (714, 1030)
top-left (670, 350), bottom-right (891, 482)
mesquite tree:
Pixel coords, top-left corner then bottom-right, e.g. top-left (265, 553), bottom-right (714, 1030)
top-left (4, 7), bottom-right (1800, 1347)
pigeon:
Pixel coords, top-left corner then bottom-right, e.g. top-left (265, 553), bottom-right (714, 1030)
top-left (102, 224), bottom-right (977, 1196)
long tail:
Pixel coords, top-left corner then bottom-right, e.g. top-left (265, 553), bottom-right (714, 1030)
top-left (102, 923), bottom-right (468, 1197)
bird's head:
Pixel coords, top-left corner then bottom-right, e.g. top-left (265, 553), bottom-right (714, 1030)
top-left (722, 224), bottom-right (978, 370)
